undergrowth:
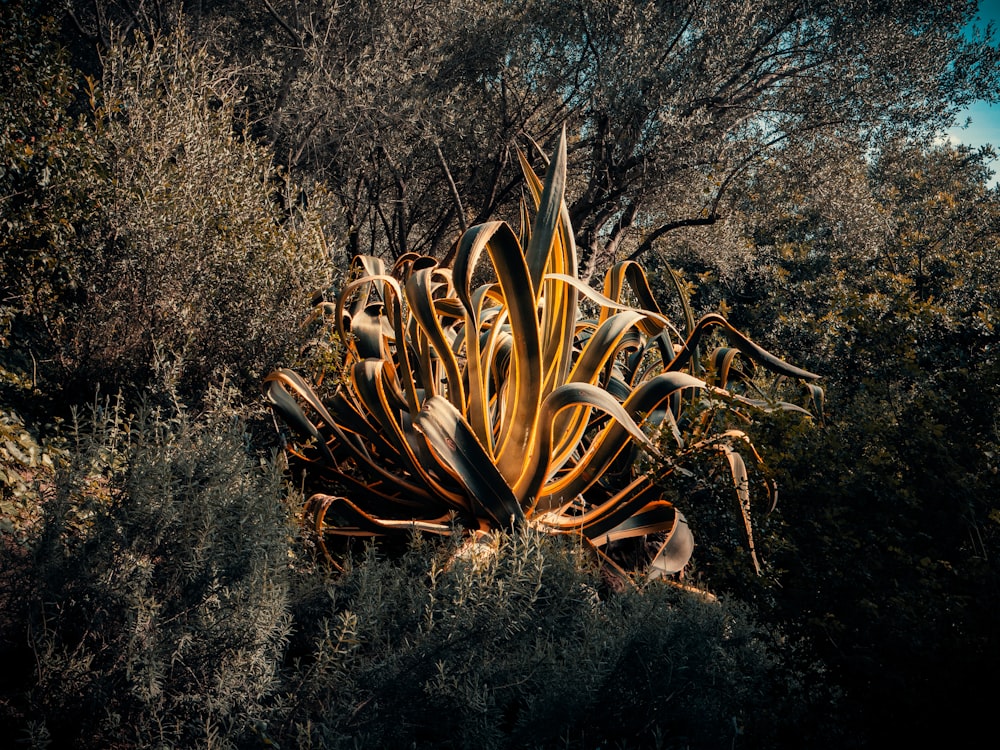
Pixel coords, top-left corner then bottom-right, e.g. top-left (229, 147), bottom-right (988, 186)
top-left (1, 386), bottom-right (817, 749)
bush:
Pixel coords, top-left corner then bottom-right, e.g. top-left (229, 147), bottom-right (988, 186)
top-left (3, 389), bottom-right (293, 748)
top-left (271, 529), bottom-right (808, 750)
top-left (66, 30), bottom-right (336, 400)
top-left (0, 2), bottom-right (104, 351)
top-left (1, 21), bottom-right (339, 404)
top-left (1, 393), bottom-right (812, 749)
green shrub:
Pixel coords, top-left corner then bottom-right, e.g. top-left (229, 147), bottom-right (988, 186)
top-left (271, 529), bottom-right (807, 750)
top-left (0, 386), bottom-right (820, 749)
top-left (1, 20), bottom-right (339, 403)
top-left (0, 2), bottom-right (104, 351)
top-left (65, 30), bottom-right (335, 400)
top-left (6, 388), bottom-right (293, 748)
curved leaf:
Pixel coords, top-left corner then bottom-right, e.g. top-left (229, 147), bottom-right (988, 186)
top-left (647, 510), bottom-right (695, 579)
top-left (667, 313), bottom-right (821, 381)
top-left (415, 396), bottom-right (525, 528)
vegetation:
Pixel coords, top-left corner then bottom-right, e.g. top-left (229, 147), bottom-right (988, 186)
top-left (266, 129), bottom-right (820, 579)
top-left (2, 6), bottom-right (332, 402)
top-left (1, 391), bottom-right (804, 748)
top-left (3, 1), bottom-right (1000, 748)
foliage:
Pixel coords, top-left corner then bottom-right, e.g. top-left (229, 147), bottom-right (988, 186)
top-left (1, 18), bottom-right (338, 403)
top-left (0, 391), bottom-right (815, 750)
top-left (266, 131), bottom-right (820, 578)
top-left (271, 529), bottom-right (811, 750)
top-left (62, 30), bottom-right (335, 399)
top-left (680, 139), bottom-right (1000, 746)
top-left (54, 1), bottom-right (1000, 274)
top-left (0, 1), bottom-right (104, 347)
top-left (2, 389), bottom-right (294, 749)
top-left (4, 4), bottom-right (1000, 748)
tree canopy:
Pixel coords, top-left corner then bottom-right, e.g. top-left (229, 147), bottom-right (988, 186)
top-left (61, 0), bottom-right (1000, 276)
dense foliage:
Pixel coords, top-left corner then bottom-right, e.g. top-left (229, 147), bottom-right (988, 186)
top-left (3, 1), bottom-right (1000, 748)
top-left (266, 131), bottom-right (820, 580)
top-left (1, 388), bottom-right (818, 749)
top-left (2, 4), bottom-right (333, 402)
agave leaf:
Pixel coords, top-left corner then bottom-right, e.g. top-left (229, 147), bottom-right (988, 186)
top-left (568, 311), bottom-right (647, 386)
top-left (689, 428), bottom-right (771, 569)
top-left (709, 347), bottom-right (744, 388)
top-left (334, 270), bottom-right (423, 412)
top-left (806, 383), bottom-right (825, 423)
top-left (647, 510), bottom-right (695, 579)
top-left (357, 254), bottom-right (388, 281)
top-left (464, 224), bottom-right (544, 486)
top-left (622, 370), bottom-right (705, 418)
top-left (415, 396), bottom-right (525, 528)
top-left (529, 373), bottom-right (706, 511)
top-left (595, 500), bottom-right (683, 545)
top-left (536, 475), bottom-right (662, 536)
top-left (268, 368), bottom-right (444, 503)
top-left (667, 313), bottom-right (821, 381)
top-left (546, 310), bottom-right (648, 462)
top-left (309, 494), bottom-right (452, 537)
top-left (718, 445), bottom-right (762, 575)
top-left (264, 368), bottom-right (338, 426)
top-left (523, 129), bottom-right (568, 295)
top-left (545, 273), bottom-right (682, 340)
top-left (668, 266), bottom-right (695, 336)
top-left (600, 261), bottom-right (672, 338)
top-left (406, 266), bottom-right (465, 408)
top-left (350, 360), bottom-right (469, 508)
top-left (453, 223), bottom-right (524, 449)
top-left (518, 381), bottom-right (660, 509)
top-left (329, 472), bottom-right (441, 514)
top-left (265, 379), bottom-right (323, 443)
top-left (725, 393), bottom-right (815, 417)
top-left (457, 284), bottom-right (498, 449)
top-left (516, 149), bottom-right (544, 209)
top-left (516, 131), bottom-right (580, 405)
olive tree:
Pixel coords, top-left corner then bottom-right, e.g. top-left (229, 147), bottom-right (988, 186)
top-left (61, 0), bottom-right (999, 279)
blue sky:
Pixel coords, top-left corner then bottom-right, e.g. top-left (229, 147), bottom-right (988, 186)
top-left (946, 0), bottom-right (1000, 179)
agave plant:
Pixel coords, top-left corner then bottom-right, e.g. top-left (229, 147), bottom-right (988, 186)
top-left (265, 131), bottom-right (820, 578)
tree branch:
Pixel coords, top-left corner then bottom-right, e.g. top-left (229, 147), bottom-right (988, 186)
top-left (627, 215), bottom-right (722, 261)
top-left (436, 143), bottom-right (467, 234)
top-left (262, 0), bottom-right (302, 45)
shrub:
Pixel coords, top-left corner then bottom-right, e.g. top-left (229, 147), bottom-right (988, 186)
top-left (0, 2), bottom-right (104, 352)
top-left (66, 30), bottom-right (337, 400)
top-left (0, 393), bottom-right (819, 750)
top-left (5, 388), bottom-right (293, 748)
top-left (266, 130), bottom-right (820, 579)
top-left (271, 529), bottom-right (803, 750)
top-left (2, 22), bottom-right (339, 403)
top-left (0, 385), bottom-right (821, 749)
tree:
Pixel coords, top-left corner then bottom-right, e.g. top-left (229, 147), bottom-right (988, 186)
top-left (706, 137), bottom-right (1000, 748)
top-left (59, 0), bottom-right (1000, 278)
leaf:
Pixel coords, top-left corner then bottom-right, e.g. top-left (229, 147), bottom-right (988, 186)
top-left (718, 445), bottom-right (762, 575)
top-left (647, 511), bottom-right (695, 579)
top-left (405, 266), bottom-right (465, 408)
top-left (415, 396), bottom-right (525, 528)
top-left (524, 127), bottom-right (568, 295)
top-left (667, 313), bottom-right (821, 381)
